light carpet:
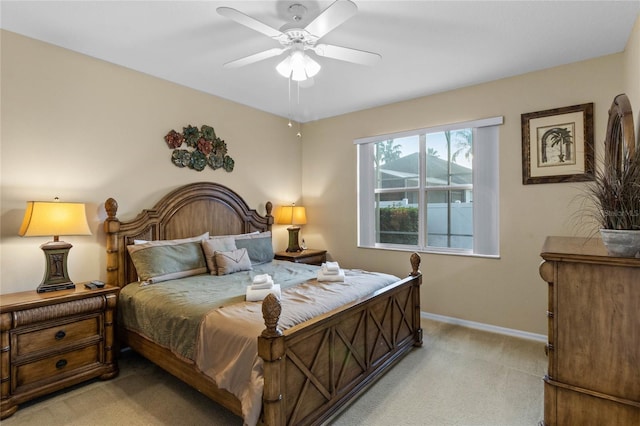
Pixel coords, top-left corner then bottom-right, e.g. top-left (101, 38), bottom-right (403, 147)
top-left (2, 318), bottom-right (546, 425)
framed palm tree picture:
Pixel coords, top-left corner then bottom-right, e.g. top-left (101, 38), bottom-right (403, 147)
top-left (521, 103), bottom-right (594, 184)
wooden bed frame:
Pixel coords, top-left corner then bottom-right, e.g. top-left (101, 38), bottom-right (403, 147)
top-left (103, 182), bottom-right (422, 426)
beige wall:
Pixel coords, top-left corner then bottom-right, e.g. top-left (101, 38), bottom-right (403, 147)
top-left (0, 30), bottom-right (301, 293)
top-left (624, 13), bottom-right (640, 140)
top-left (2, 14), bottom-right (638, 336)
top-left (301, 53), bottom-right (629, 336)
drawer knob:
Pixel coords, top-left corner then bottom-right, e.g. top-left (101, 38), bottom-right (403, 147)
top-left (55, 330), bottom-right (66, 340)
top-left (55, 359), bottom-right (68, 369)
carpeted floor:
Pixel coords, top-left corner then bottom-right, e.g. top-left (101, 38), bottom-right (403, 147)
top-left (2, 319), bottom-right (546, 426)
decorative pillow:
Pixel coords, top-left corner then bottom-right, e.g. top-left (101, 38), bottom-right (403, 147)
top-left (234, 231), bottom-right (274, 265)
top-left (214, 248), bottom-right (252, 275)
top-left (132, 240), bottom-right (149, 280)
top-left (201, 237), bottom-right (237, 274)
top-left (127, 233), bottom-right (209, 284)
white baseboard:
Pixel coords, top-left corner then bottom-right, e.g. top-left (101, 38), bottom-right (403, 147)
top-left (421, 311), bottom-right (547, 343)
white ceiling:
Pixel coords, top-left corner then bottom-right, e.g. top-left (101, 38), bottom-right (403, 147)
top-left (1, 1), bottom-right (639, 123)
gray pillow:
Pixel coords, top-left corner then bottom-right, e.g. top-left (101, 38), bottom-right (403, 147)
top-left (234, 231), bottom-right (274, 265)
top-left (126, 233), bottom-right (209, 284)
top-left (201, 236), bottom-right (237, 274)
top-left (214, 248), bottom-right (252, 275)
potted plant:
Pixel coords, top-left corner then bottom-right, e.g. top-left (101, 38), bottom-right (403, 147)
top-left (584, 146), bottom-right (640, 256)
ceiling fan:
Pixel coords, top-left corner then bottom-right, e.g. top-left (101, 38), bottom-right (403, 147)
top-left (217, 0), bottom-right (381, 81)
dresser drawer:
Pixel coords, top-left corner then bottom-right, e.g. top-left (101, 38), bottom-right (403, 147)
top-left (15, 315), bottom-right (100, 356)
top-left (14, 344), bottom-right (100, 390)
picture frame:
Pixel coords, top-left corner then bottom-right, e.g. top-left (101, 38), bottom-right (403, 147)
top-left (521, 103), bottom-right (594, 184)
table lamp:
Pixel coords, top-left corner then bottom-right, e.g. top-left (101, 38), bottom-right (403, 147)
top-left (276, 204), bottom-right (307, 252)
top-left (19, 199), bottom-right (92, 293)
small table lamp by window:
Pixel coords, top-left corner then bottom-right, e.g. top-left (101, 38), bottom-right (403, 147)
top-left (19, 200), bottom-right (92, 293)
top-left (276, 204), bottom-right (307, 252)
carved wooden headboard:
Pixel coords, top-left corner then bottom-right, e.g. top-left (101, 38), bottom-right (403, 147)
top-left (103, 182), bottom-right (273, 287)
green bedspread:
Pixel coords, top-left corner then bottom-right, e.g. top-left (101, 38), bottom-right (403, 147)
top-left (118, 260), bottom-right (318, 361)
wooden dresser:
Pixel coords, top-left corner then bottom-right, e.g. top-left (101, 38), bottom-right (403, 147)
top-left (539, 236), bottom-right (640, 425)
top-left (0, 285), bottom-right (119, 419)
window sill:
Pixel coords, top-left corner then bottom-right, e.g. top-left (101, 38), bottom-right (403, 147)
top-left (358, 244), bottom-right (501, 259)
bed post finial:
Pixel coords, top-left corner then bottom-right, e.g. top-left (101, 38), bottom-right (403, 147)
top-left (261, 293), bottom-right (282, 338)
top-left (265, 201), bottom-right (274, 229)
top-left (104, 197), bottom-right (121, 287)
top-left (410, 252), bottom-right (421, 277)
top-left (105, 197), bottom-right (118, 218)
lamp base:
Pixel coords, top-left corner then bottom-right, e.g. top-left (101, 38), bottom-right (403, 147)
top-left (37, 281), bottom-right (76, 293)
top-left (286, 226), bottom-right (302, 252)
top-left (37, 241), bottom-right (76, 293)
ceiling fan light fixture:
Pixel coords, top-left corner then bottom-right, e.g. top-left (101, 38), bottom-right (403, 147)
top-left (303, 54), bottom-right (321, 78)
top-left (276, 50), bottom-right (321, 82)
top-left (276, 55), bottom-right (292, 78)
top-left (291, 65), bottom-right (307, 82)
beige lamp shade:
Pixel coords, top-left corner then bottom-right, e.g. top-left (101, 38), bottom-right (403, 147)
top-left (276, 205), bottom-right (307, 252)
top-left (19, 201), bottom-right (91, 293)
top-left (19, 201), bottom-right (92, 238)
top-left (276, 205), bottom-right (307, 226)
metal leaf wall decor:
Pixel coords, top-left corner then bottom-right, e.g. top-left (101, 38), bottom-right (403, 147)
top-left (164, 124), bottom-right (235, 172)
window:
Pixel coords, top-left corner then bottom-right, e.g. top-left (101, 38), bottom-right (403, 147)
top-left (356, 117), bottom-right (502, 257)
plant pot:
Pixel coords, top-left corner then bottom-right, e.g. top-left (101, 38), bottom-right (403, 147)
top-left (599, 229), bottom-right (640, 257)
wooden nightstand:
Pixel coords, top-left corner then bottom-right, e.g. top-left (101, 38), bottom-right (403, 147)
top-left (0, 285), bottom-right (119, 419)
top-left (274, 249), bottom-right (327, 266)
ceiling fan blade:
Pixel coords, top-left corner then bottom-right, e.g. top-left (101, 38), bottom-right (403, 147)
top-left (223, 48), bottom-right (287, 68)
top-left (304, 0), bottom-right (357, 39)
top-left (217, 7), bottom-right (284, 39)
top-left (313, 44), bottom-right (381, 66)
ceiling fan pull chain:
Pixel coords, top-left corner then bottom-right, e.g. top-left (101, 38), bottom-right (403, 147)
top-left (296, 81), bottom-right (302, 138)
top-left (288, 76), bottom-right (292, 128)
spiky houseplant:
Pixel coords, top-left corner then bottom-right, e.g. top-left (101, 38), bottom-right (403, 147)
top-left (585, 147), bottom-right (640, 231)
top-left (581, 146), bottom-right (640, 256)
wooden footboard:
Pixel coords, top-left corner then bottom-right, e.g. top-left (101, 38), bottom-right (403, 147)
top-left (259, 254), bottom-right (422, 426)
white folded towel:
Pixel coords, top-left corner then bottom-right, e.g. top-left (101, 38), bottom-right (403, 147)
top-left (317, 269), bottom-right (345, 282)
top-left (324, 261), bottom-right (340, 271)
top-left (253, 273), bottom-right (270, 284)
top-left (251, 277), bottom-right (274, 290)
top-left (246, 284), bottom-right (281, 302)
top-left (321, 265), bottom-right (339, 275)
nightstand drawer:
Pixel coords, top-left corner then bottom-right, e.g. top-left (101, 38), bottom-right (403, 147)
top-left (1, 286), bottom-right (118, 419)
top-left (15, 316), bottom-right (100, 356)
top-left (15, 344), bottom-right (100, 390)
top-left (296, 253), bottom-right (326, 265)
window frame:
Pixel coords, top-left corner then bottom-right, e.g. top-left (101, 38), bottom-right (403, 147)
top-left (355, 116), bottom-right (503, 257)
